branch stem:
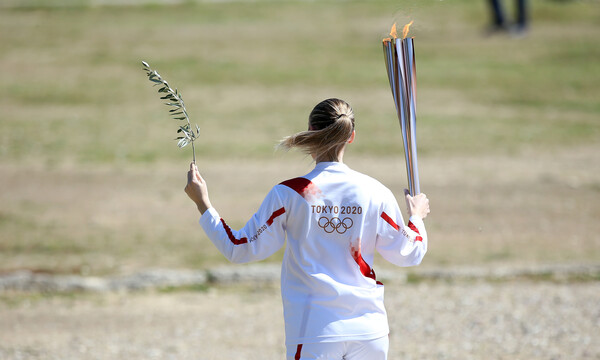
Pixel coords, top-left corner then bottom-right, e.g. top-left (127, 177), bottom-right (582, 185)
top-left (192, 142), bottom-right (196, 164)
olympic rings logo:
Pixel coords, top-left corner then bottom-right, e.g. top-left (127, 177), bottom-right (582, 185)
top-left (317, 216), bottom-right (354, 234)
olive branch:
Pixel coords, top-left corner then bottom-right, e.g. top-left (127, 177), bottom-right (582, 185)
top-left (142, 61), bottom-right (199, 163)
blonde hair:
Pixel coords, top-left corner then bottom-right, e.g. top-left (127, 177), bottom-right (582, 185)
top-left (278, 98), bottom-right (355, 162)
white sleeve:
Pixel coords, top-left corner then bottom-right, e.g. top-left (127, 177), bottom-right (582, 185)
top-left (199, 187), bottom-right (287, 264)
top-left (375, 191), bottom-right (428, 267)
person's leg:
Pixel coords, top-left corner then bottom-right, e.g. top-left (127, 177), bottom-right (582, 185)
top-left (286, 342), bottom-right (345, 360)
top-left (344, 336), bottom-right (389, 360)
top-left (515, 0), bottom-right (528, 29)
top-left (488, 0), bottom-right (506, 27)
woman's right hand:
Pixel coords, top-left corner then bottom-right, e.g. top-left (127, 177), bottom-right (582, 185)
top-left (404, 189), bottom-right (430, 220)
top-left (185, 162), bottom-right (212, 215)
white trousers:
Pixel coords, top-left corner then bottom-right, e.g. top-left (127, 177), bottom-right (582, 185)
top-left (286, 336), bottom-right (389, 360)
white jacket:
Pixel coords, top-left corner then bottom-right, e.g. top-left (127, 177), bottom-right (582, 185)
top-left (200, 161), bottom-right (427, 345)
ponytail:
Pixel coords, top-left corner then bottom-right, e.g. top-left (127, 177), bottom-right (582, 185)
top-left (278, 98), bottom-right (355, 162)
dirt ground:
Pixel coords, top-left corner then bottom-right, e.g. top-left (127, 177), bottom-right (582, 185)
top-left (1, 280), bottom-right (598, 360)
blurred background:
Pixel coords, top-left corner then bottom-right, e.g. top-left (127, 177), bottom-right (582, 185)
top-left (1, 0), bottom-right (597, 274)
top-left (0, 0), bottom-right (598, 358)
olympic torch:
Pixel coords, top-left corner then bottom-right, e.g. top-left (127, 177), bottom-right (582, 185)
top-left (383, 22), bottom-right (420, 196)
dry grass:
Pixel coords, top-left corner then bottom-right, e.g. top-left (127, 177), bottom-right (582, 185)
top-left (1, 144), bottom-right (598, 275)
top-left (0, 0), bottom-right (599, 275)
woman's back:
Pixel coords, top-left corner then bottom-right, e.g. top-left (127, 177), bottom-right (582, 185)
top-left (277, 161), bottom-right (395, 345)
top-left (185, 98), bottom-right (430, 359)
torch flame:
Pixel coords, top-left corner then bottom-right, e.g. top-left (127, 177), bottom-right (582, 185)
top-left (402, 20), bottom-right (414, 39)
top-left (390, 23), bottom-right (398, 39)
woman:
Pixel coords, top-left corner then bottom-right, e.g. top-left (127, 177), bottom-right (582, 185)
top-left (185, 98), bottom-right (430, 360)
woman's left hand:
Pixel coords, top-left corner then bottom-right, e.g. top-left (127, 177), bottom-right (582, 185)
top-left (185, 162), bottom-right (212, 214)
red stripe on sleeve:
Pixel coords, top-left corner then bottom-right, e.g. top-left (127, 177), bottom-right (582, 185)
top-left (266, 207), bottom-right (286, 226)
top-left (380, 211), bottom-right (400, 231)
top-left (220, 218), bottom-right (248, 245)
top-left (408, 221), bottom-right (423, 242)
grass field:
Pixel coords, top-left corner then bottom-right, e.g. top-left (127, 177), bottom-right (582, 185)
top-left (0, 0), bottom-right (599, 276)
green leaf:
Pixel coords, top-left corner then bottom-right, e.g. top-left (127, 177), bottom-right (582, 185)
top-left (177, 138), bottom-right (189, 148)
top-left (142, 60), bottom-right (198, 151)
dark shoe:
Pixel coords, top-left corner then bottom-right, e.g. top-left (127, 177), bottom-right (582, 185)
top-left (509, 24), bottom-right (528, 38)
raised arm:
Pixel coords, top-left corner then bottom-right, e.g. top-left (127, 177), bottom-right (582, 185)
top-left (376, 189), bottom-right (430, 267)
